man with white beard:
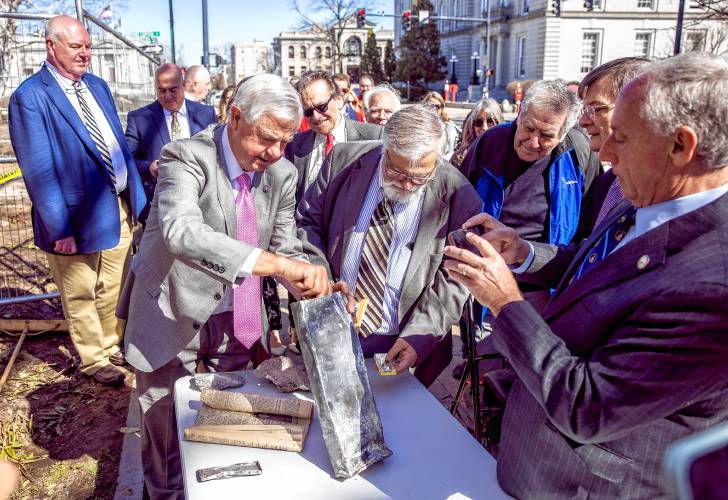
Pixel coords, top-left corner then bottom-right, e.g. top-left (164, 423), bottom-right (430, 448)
top-left (296, 105), bottom-right (481, 386)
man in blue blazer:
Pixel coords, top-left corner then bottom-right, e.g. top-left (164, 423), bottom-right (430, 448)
top-left (125, 63), bottom-right (217, 220)
top-left (8, 15), bottom-right (146, 385)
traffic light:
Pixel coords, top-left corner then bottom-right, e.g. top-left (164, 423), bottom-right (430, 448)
top-left (551, 0), bottom-right (561, 15)
top-left (357, 8), bottom-right (366, 28)
top-left (402, 10), bottom-right (411, 31)
top-left (584, 0), bottom-right (594, 10)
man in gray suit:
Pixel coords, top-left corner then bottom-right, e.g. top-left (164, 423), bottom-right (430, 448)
top-left (297, 106), bottom-right (482, 385)
top-left (444, 53), bottom-right (728, 498)
top-left (285, 71), bottom-right (383, 204)
top-left (118, 74), bottom-right (345, 499)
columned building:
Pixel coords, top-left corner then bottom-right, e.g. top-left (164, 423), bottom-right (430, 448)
top-left (395, 0), bottom-right (727, 100)
top-left (273, 18), bottom-right (394, 82)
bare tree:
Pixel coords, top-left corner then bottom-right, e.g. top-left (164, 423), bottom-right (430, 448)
top-left (290, 0), bottom-right (374, 74)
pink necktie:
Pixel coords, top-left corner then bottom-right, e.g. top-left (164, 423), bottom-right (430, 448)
top-left (233, 174), bottom-right (262, 349)
top-left (594, 176), bottom-right (624, 228)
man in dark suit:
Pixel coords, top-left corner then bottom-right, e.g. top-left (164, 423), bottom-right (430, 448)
top-left (125, 63), bottom-right (217, 220)
top-left (8, 15), bottom-right (146, 385)
top-left (444, 52), bottom-right (728, 498)
top-left (284, 71), bottom-right (382, 204)
top-left (297, 106), bottom-right (482, 386)
top-left (573, 57), bottom-right (649, 241)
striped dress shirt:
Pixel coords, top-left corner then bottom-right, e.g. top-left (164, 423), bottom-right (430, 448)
top-left (341, 161), bottom-right (425, 336)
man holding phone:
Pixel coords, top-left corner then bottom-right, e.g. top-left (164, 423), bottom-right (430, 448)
top-left (297, 105), bottom-right (481, 386)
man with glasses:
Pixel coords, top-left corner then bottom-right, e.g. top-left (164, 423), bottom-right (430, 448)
top-left (573, 58), bottom-right (649, 241)
top-left (365, 85), bottom-right (402, 126)
top-left (459, 79), bottom-right (601, 313)
top-left (285, 71), bottom-right (382, 204)
top-left (297, 106), bottom-right (481, 386)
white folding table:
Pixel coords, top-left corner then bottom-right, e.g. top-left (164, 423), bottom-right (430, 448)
top-left (175, 360), bottom-right (508, 499)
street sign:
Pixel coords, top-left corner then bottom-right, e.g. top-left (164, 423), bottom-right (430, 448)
top-left (419, 10), bottom-right (429, 22)
top-left (141, 45), bottom-right (164, 55)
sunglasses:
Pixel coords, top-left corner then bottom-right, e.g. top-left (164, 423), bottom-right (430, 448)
top-left (474, 117), bottom-right (497, 128)
top-left (303, 94), bottom-right (335, 118)
top-left (428, 102), bottom-right (443, 111)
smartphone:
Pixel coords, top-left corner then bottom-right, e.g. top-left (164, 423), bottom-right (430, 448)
top-left (447, 226), bottom-right (484, 255)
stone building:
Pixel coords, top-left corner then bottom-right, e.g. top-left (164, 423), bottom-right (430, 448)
top-left (395, 0), bottom-right (727, 100)
top-left (273, 17), bottom-right (394, 82)
top-left (228, 41), bottom-right (274, 84)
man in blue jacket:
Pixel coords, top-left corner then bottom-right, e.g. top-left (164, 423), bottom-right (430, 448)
top-left (459, 80), bottom-right (601, 313)
top-left (125, 63), bottom-right (217, 221)
top-left (8, 15), bottom-right (146, 385)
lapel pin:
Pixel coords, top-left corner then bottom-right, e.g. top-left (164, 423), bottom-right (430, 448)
top-left (263, 185), bottom-right (270, 193)
top-left (637, 255), bottom-right (650, 270)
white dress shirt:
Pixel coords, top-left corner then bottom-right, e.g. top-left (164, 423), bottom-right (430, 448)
top-left (306, 115), bottom-right (347, 189)
top-left (163, 101), bottom-right (191, 140)
top-left (212, 125), bottom-right (262, 314)
top-left (45, 61), bottom-right (128, 193)
top-left (515, 180), bottom-right (728, 273)
top-left (340, 161), bottom-right (426, 336)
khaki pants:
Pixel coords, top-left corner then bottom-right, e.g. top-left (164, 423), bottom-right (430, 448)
top-left (46, 197), bottom-right (132, 375)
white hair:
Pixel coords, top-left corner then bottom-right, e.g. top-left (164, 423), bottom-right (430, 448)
top-left (184, 65), bottom-right (210, 83)
top-left (383, 105), bottom-right (446, 168)
top-left (231, 74), bottom-right (302, 126)
top-left (520, 80), bottom-right (581, 139)
top-left (640, 52), bottom-right (728, 169)
top-left (364, 84), bottom-right (402, 111)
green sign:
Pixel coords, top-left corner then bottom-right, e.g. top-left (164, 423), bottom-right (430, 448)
top-left (138, 31), bottom-right (161, 37)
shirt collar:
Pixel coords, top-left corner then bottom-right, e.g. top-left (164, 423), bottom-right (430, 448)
top-left (163, 100), bottom-right (188, 119)
top-left (331, 114), bottom-right (346, 143)
top-left (634, 180), bottom-right (728, 238)
top-left (45, 60), bottom-right (82, 92)
top-left (221, 124), bottom-right (252, 182)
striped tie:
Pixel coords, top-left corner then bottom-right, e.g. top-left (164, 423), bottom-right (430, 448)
top-left (72, 81), bottom-right (117, 186)
top-left (355, 198), bottom-right (394, 337)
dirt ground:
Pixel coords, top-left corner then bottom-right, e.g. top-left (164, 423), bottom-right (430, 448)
top-left (0, 329), bottom-right (133, 499)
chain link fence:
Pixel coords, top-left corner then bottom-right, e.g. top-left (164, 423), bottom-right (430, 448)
top-left (0, 9), bottom-right (159, 313)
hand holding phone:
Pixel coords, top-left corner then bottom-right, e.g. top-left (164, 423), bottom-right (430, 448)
top-left (447, 226), bottom-right (484, 256)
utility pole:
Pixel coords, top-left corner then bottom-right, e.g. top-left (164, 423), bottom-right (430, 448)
top-left (202, 0), bottom-right (210, 68)
top-left (674, 0), bottom-right (686, 55)
top-left (168, 0), bottom-right (176, 63)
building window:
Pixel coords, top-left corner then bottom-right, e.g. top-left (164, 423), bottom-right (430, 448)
top-left (634, 32), bottom-right (651, 57)
top-left (637, 0), bottom-right (653, 8)
top-left (346, 37), bottom-right (362, 56)
top-left (581, 32), bottom-right (600, 73)
top-left (315, 46), bottom-right (322, 59)
top-left (520, 0), bottom-right (529, 15)
top-left (288, 46), bottom-right (294, 58)
top-left (685, 31), bottom-right (705, 51)
top-left (301, 65), bottom-right (307, 74)
top-left (300, 46), bottom-right (306, 59)
top-left (517, 36), bottom-right (527, 78)
top-left (325, 46), bottom-right (331, 57)
top-left (289, 66), bottom-right (295, 77)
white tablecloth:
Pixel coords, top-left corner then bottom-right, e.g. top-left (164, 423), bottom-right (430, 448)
top-left (175, 360), bottom-right (508, 499)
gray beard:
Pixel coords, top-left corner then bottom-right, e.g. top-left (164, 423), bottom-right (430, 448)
top-left (382, 181), bottom-right (421, 204)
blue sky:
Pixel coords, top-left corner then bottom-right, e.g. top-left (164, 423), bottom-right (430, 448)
top-left (114, 0), bottom-right (394, 66)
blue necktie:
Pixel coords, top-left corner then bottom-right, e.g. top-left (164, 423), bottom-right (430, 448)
top-left (573, 207), bottom-right (637, 281)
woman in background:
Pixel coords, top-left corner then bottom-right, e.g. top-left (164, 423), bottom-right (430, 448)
top-left (422, 91), bottom-right (461, 159)
top-left (217, 85), bottom-right (236, 123)
top-left (450, 98), bottom-right (505, 168)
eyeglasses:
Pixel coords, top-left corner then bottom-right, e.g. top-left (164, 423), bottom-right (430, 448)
top-left (383, 153), bottom-right (437, 186)
top-left (474, 117), bottom-right (497, 128)
top-left (581, 103), bottom-right (614, 119)
top-left (369, 108), bottom-right (395, 117)
top-left (303, 94), bottom-right (335, 118)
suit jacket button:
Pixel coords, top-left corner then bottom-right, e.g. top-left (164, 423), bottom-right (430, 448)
top-left (202, 259), bottom-right (208, 266)
top-left (219, 266), bottom-right (225, 273)
top-left (193, 323), bottom-right (200, 330)
top-left (214, 293), bottom-right (222, 300)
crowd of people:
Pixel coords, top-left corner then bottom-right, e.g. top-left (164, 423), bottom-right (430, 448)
top-left (6, 13), bottom-right (728, 500)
